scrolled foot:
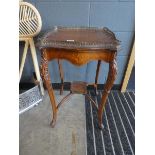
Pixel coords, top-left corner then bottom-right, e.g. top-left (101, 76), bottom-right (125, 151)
top-left (99, 123), bottom-right (104, 130)
top-left (50, 119), bottom-right (56, 128)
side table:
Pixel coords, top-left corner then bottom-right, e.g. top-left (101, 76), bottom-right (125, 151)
top-left (37, 26), bottom-right (120, 129)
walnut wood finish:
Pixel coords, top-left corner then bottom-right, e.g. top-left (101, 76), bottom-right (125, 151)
top-left (71, 81), bottom-right (87, 94)
top-left (39, 27), bottom-right (119, 129)
top-left (44, 48), bottom-right (115, 65)
top-left (40, 50), bottom-right (57, 127)
top-left (98, 57), bottom-right (117, 129)
top-left (38, 26), bottom-right (119, 50)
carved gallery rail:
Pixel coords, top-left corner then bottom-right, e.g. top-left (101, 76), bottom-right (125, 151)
top-left (37, 26), bottom-right (120, 129)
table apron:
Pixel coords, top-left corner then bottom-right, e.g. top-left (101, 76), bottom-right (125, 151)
top-left (43, 49), bottom-right (115, 66)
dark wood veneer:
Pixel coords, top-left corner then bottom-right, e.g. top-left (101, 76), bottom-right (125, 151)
top-left (38, 27), bottom-right (119, 129)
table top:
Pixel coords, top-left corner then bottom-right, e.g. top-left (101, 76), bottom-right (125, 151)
top-left (37, 26), bottom-right (120, 51)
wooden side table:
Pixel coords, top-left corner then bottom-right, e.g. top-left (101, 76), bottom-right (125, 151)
top-left (37, 27), bottom-right (120, 129)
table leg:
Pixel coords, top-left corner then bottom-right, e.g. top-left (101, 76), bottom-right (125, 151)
top-left (40, 50), bottom-right (57, 127)
top-left (57, 59), bottom-right (64, 95)
top-left (94, 60), bottom-right (101, 95)
top-left (98, 58), bottom-right (117, 129)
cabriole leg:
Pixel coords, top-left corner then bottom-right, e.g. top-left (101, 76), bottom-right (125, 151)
top-left (98, 58), bottom-right (117, 129)
top-left (40, 50), bottom-right (57, 127)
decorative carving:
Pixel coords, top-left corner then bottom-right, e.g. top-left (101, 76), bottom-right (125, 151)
top-left (38, 27), bottom-right (119, 129)
top-left (37, 26), bottom-right (120, 50)
top-left (40, 51), bottom-right (47, 80)
top-left (40, 50), bottom-right (57, 128)
top-left (40, 50), bottom-right (117, 129)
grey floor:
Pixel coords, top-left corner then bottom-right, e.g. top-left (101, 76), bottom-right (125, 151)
top-left (19, 91), bottom-right (87, 155)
